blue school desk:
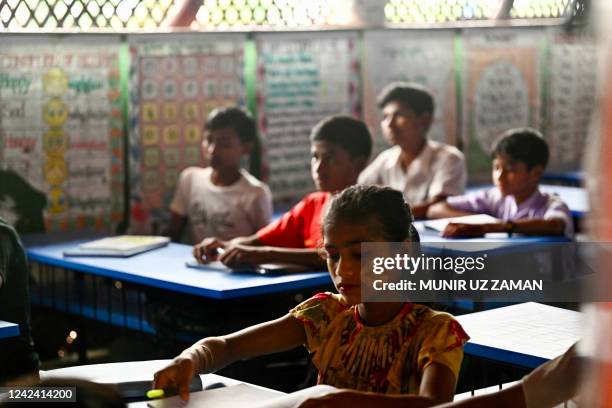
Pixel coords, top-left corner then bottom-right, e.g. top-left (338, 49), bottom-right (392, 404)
top-left (26, 241), bottom-right (330, 300)
top-left (454, 380), bottom-right (576, 407)
top-left (465, 184), bottom-right (588, 219)
top-left (416, 221), bottom-right (570, 254)
top-left (456, 302), bottom-right (582, 368)
top-left (25, 233), bottom-right (569, 333)
top-left (25, 239), bottom-right (331, 362)
top-left (542, 170), bottom-right (584, 186)
top-left (0, 320), bottom-right (20, 339)
top-left (415, 225), bottom-right (571, 310)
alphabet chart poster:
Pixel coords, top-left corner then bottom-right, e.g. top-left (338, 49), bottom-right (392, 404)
top-left (0, 35), bottom-right (123, 232)
top-left (128, 34), bottom-right (246, 234)
top-left (462, 29), bottom-right (544, 181)
top-left (363, 30), bottom-right (457, 154)
top-left (546, 29), bottom-right (597, 171)
top-left (255, 32), bottom-right (360, 201)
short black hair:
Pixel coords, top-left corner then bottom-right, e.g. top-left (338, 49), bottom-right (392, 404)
top-left (377, 82), bottom-right (434, 116)
top-left (310, 115), bottom-right (372, 160)
top-left (205, 107), bottom-right (257, 145)
top-left (323, 185), bottom-right (419, 242)
top-left (493, 128), bottom-right (549, 169)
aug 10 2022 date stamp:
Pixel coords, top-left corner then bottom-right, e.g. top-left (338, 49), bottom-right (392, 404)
top-left (0, 387), bottom-right (76, 402)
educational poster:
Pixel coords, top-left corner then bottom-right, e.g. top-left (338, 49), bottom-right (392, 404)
top-left (462, 29), bottom-right (545, 181)
top-left (0, 36), bottom-right (124, 232)
top-left (255, 32), bottom-right (360, 201)
top-left (363, 30), bottom-right (457, 156)
top-left (128, 34), bottom-right (245, 234)
top-left (546, 29), bottom-right (597, 171)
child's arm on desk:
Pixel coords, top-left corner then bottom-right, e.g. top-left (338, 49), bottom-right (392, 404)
top-left (218, 245), bottom-right (325, 270)
top-left (153, 314), bottom-right (306, 401)
top-left (194, 236), bottom-right (325, 269)
top-left (193, 234), bottom-right (261, 262)
top-left (442, 218), bottom-right (566, 238)
top-left (411, 195), bottom-right (448, 220)
top-left (427, 202), bottom-right (475, 219)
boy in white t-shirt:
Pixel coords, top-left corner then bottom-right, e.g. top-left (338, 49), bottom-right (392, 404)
top-left (358, 82), bottom-right (466, 219)
top-left (168, 107), bottom-right (272, 244)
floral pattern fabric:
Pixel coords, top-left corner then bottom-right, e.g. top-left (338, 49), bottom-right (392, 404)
top-left (290, 292), bottom-right (469, 394)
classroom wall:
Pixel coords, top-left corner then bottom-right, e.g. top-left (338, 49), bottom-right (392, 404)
top-left (0, 26), bottom-right (597, 234)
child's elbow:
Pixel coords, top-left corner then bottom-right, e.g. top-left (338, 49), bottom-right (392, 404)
top-left (427, 202), bottom-right (447, 219)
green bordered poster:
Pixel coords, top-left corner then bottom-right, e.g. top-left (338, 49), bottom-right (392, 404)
top-left (255, 32), bottom-right (360, 202)
top-left (462, 28), bottom-right (545, 182)
top-left (362, 29), bottom-right (458, 154)
top-left (0, 35), bottom-right (124, 232)
top-left (128, 33), bottom-right (246, 234)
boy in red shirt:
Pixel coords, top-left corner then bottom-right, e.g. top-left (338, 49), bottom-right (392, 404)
top-left (193, 115), bottom-right (372, 269)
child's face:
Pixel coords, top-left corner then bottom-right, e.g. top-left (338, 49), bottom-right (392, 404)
top-left (380, 101), bottom-right (430, 150)
top-left (492, 154), bottom-right (542, 197)
top-left (311, 141), bottom-right (363, 193)
top-left (201, 127), bottom-right (247, 171)
top-left (322, 219), bottom-right (385, 305)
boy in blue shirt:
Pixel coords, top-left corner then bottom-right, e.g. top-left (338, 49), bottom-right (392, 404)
top-left (427, 128), bottom-right (573, 238)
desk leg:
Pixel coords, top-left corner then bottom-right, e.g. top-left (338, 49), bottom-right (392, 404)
top-left (74, 273), bottom-right (88, 364)
top-left (122, 282), bottom-right (128, 332)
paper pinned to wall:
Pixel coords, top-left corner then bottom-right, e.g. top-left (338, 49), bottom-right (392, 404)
top-left (128, 34), bottom-right (246, 234)
top-left (362, 29), bottom-right (458, 156)
top-left (462, 29), bottom-right (545, 182)
top-left (0, 35), bottom-right (124, 232)
top-left (255, 32), bottom-right (360, 201)
top-left (546, 29), bottom-right (597, 171)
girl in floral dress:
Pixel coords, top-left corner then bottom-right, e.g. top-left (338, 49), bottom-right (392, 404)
top-left (153, 185), bottom-right (468, 405)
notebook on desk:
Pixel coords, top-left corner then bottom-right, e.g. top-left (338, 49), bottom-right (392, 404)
top-left (424, 214), bottom-right (500, 232)
top-left (63, 236), bottom-right (170, 257)
top-left (147, 383), bottom-right (281, 408)
top-left (185, 259), bottom-right (308, 275)
top-left (146, 384), bottom-right (334, 408)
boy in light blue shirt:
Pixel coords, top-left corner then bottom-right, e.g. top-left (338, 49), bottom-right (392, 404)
top-left (428, 128), bottom-right (573, 238)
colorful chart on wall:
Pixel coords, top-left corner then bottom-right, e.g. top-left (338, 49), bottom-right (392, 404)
top-left (462, 29), bottom-right (545, 181)
top-left (363, 30), bottom-right (458, 155)
top-left (546, 29), bottom-right (597, 171)
top-left (0, 35), bottom-right (124, 232)
top-left (255, 32), bottom-right (360, 201)
top-left (128, 34), bottom-right (246, 234)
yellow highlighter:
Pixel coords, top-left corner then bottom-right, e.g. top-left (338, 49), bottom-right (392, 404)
top-left (146, 389), bottom-right (165, 399)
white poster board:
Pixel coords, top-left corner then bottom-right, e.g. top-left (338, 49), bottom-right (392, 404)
top-left (255, 32), bottom-right (360, 201)
top-left (363, 29), bottom-right (457, 155)
top-left (0, 35), bottom-right (123, 231)
top-left (546, 29), bottom-right (597, 171)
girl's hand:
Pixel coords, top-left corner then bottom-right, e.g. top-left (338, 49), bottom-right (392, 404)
top-left (193, 237), bottom-right (227, 263)
top-left (152, 357), bottom-right (196, 401)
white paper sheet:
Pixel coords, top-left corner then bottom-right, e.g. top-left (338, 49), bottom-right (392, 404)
top-left (147, 383), bottom-right (283, 408)
top-left (424, 214), bottom-right (501, 232)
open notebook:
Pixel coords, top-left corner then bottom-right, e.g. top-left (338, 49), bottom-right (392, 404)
top-left (63, 236), bottom-right (170, 257)
top-left (146, 384), bottom-right (336, 408)
top-left (424, 214), bottom-right (500, 232)
top-left (185, 259), bottom-right (308, 275)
